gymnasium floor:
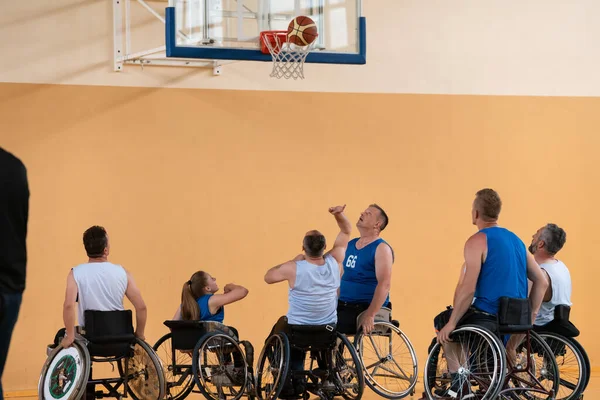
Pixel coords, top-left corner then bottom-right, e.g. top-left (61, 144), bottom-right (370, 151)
top-left (9, 372), bottom-right (597, 399)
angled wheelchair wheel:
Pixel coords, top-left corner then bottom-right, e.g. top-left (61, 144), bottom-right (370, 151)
top-left (117, 338), bottom-right (167, 400)
top-left (354, 321), bottom-right (418, 399)
top-left (255, 332), bottom-right (290, 400)
top-left (333, 332), bottom-right (365, 400)
top-left (569, 337), bottom-right (591, 392)
top-left (423, 325), bottom-right (506, 400)
top-left (499, 330), bottom-right (560, 400)
top-left (537, 332), bottom-right (586, 400)
top-left (153, 332), bottom-right (195, 400)
top-left (38, 341), bottom-right (90, 400)
top-left (193, 331), bottom-right (249, 400)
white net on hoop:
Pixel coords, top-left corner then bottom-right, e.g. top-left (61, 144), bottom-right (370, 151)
top-left (262, 33), bottom-right (317, 80)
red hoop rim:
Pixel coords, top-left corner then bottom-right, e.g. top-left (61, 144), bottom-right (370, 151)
top-left (259, 30), bottom-right (288, 54)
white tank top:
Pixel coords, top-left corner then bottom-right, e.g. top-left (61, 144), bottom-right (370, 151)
top-left (287, 255), bottom-right (340, 325)
top-left (72, 262), bottom-right (128, 326)
top-left (535, 260), bottom-right (572, 326)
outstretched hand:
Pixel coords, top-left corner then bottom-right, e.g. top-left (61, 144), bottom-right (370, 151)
top-left (329, 205), bottom-right (346, 215)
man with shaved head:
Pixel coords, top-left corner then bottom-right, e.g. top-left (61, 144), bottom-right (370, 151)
top-left (263, 205), bottom-right (351, 397)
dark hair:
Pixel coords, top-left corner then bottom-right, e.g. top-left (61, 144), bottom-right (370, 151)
top-left (474, 189), bottom-right (502, 221)
top-left (370, 204), bottom-right (389, 231)
top-left (181, 271), bottom-right (210, 321)
top-left (303, 232), bottom-right (327, 257)
top-left (540, 223), bottom-right (567, 255)
top-left (83, 226), bottom-right (108, 257)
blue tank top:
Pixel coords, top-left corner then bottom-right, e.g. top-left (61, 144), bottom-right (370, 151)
top-left (473, 227), bottom-right (528, 315)
top-left (339, 238), bottom-right (392, 305)
top-left (197, 294), bottom-right (225, 323)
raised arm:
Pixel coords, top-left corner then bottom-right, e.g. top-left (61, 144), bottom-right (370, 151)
top-left (264, 260), bottom-right (296, 285)
top-left (124, 270), bottom-right (148, 340)
top-left (61, 270), bottom-right (78, 348)
top-left (325, 205), bottom-right (352, 264)
top-left (207, 284), bottom-right (249, 314)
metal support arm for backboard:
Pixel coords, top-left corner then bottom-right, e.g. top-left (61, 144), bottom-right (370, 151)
top-left (113, 0), bottom-right (226, 72)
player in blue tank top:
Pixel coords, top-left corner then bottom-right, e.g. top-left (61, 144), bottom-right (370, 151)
top-left (433, 189), bottom-right (548, 399)
top-left (337, 204), bottom-right (394, 335)
top-left (174, 271), bottom-right (248, 329)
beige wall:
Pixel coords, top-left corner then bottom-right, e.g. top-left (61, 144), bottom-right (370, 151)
top-left (1, 82), bottom-right (599, 392)
top-left (1, 0), bottom-right (599, 394)
top-left (0, 0), bottom-right (599, 95)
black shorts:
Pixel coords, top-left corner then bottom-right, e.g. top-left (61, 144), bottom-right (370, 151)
top-left (337, 300), bottom-right (393, 335)
top-left (435, 306), bottom-right (499, 338)
top-left (457, 308), bottom-right (499, 338)
top-left (336, 301), bottom-right (370, 335)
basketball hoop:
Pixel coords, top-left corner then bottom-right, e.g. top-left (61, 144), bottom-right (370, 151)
top-left (259, 30), bottom-right (318, 80)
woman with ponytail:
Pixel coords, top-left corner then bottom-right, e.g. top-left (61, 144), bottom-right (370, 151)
top-left (174, 270), bottom-right (251, 345)
top-left (174, 271), bottom-right (250, 372)
top-left (175, 271), bottom-right (249, 327)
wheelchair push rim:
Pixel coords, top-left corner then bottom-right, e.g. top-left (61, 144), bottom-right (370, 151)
top-left (423, 325), bottom-right (507, 400)
top-left (38, 341), bottom-right (90, 400)
top-left (116, 337), bottom-right (167, 400)
top-left (537, 332), bottom-right (586, 400)
top-left (193, 331), bottom-right (250, 400)
top-left (255, 332), bottom-right (290, 400)
top-left (355, 321), bottom-right (419, 399)
top-left (334, 331), bottom-right (365, 400)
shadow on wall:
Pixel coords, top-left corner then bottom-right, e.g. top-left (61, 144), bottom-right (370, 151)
top-left (0, 0), bottom-right (105, 30)
top-left (0, 68), bottom-right (202, 143)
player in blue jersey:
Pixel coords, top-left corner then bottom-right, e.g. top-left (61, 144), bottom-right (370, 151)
top-left (337, 204), bottom-right (394, 335)
top-left (434, 189), bottom-right (548, 399)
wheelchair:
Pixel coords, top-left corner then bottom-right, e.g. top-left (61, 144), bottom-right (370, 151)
top-left (534, 305), bottom-right (590, 400)
top-left (422, 298), bottom-right (561, 400)
top-left (153, 319), bottom-right (255, 400)
top-left (38, 310), bottom-right (166, 400)
top-left (255, 322), bottom-right (364, 400)
top-left (348, 305), bottom-right (419, 399)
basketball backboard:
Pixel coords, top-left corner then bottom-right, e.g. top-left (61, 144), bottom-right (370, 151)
top-left (165, 0), bottom-right (366, 64)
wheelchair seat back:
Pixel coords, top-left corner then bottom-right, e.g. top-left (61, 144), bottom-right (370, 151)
top-left (164, 320), bottom-right (237, 350)
top-left (287, 324), bottom-right (337, 351)
top-left (554, 305), bottom-right (571, 324)
top-left (83, 310), bottom-right (136, 358)
top-left (498, 297), bottom-right (533, 334)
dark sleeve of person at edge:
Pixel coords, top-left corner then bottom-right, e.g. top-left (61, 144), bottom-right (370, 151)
top-left (0, 147), bottom-right (30, 297)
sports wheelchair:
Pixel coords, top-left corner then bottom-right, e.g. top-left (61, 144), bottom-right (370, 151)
top-left (255, 322), bottom-right (364, 400)
top-left (153, 320), bottom-right (255, 400)
top-left (534, 305), bottom-right (590, 400)
top-left (423, 297), bottom-right (561, 400)
top-left (341, 304), bottom-right (419, 399)
top-left (38, 310), bottom-right (166, 400)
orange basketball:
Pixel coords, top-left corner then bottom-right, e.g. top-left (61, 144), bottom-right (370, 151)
top-left (287, 16), bottom-right (318, 46)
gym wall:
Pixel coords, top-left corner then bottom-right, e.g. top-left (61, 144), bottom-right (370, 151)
top-left (1, 0), bottom-right (599, 393)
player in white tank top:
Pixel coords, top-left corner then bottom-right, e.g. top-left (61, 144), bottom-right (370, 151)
top-left (287, 255), bottom-right (340, 325)
top-left (263, 205), bottom-right (351, 377)
top-left (528, 223), bottom-right (571, 326)
top-left (58, 226), bottom-right (147, 349)
top-left (72, 262), bottom-right (128, 325)
top-left (264, 205), bottom-right (351, 326)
